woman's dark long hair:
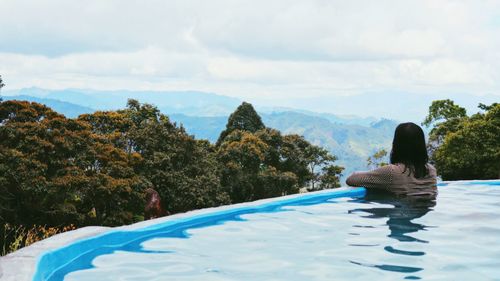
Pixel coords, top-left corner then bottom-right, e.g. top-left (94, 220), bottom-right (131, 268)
top-left (390, 122), bottom-right (429, 178)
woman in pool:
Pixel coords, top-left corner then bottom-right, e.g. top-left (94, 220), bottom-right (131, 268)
top-left (346, 122), bottom-right (437, 197)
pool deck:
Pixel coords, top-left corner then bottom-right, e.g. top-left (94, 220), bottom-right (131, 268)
top-left (0, 187), bottom-right (364, 281)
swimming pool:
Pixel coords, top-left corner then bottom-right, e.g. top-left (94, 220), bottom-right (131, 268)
top-left (33, 181), bottom-right (500, 280)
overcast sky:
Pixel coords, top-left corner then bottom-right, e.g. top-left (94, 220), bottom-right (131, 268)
top-left (1, 0), bottom-right (499, 118)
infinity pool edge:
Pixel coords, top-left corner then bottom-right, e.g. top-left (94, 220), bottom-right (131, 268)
top-left (1, 187), bottom-right (366, 281)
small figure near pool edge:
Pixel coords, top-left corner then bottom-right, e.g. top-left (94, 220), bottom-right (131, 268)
top-left (346, 122), bottom-right (437, 197)
top-left (145, 188), bottom-right (170, 219)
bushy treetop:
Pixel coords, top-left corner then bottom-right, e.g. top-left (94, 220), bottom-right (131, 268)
top-left (216, 102), bottom-right (265, 145)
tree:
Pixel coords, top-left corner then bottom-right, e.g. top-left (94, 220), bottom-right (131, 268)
top-left (319, 165), bottom-right (344, 189)
top-left (216, 102), bottom-right (265, 146)
top-left (0, 100), bottom-right (148, 227)
top-left (79, 99), bottom-right (231, 214)
top-left (257, 167), bottom-right (299, 198)
top-left (304, 145), bottom-right (337, 191)
top-left (367, 149), bottom-right (388, 169)
top-left (254, 128), bottom-right (283, 168)
top-left (422, 99), bottom-right (467, 149)
top-left (216, 101), bottom-right (344, 200)
top-left (0, 75), bottom-right (4, 102)
top-left (423, 99), bottom-right (467, 128)
top-left (254, 129), bottom-right (305, 195)
top-left (1, 98), bottom-right (348, 254)
top-left (479, 103), bottom-right (499, 111)
top-left (280, 134), bottom-right (313, 187)
top-left (216, 103), bottom-right (303, 201)
top-left (432, 103), bottom-right (500, 180)
top-left (424, 101), bottom-right (500, 180)
top-left (217, 129), bottom-right (304, 202)
top-left (217, 130), bottom-right (270, 202)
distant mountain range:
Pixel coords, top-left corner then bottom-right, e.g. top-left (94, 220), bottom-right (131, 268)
top-left (170, 112), bottom-right (396, 179)
top-left (4, 87), bottom-right (243, 116)
top-left (3, 87), bottom-right (383, 125)
top-left (2, 95), bottom-right (94, 118)
top-left (2, 88), bottom-right (399, 181)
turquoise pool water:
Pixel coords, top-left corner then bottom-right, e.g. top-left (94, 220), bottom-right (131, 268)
top-left (41, 181), bottom-right (500, 280)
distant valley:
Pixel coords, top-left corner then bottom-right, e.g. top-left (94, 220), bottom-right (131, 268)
top-left (2, 88), bottom-right (398, 181)
top-left (171, 112), bottom-right (396, 179)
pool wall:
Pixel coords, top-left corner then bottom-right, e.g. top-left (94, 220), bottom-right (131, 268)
top-left (0, 187), bottom-right (366, 281)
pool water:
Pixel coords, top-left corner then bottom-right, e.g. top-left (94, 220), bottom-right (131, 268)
top-left (59, 182), bottom-right (499, 280)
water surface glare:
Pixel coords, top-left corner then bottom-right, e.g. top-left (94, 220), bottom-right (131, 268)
top-left (65, 183), bottom-right (500, 280)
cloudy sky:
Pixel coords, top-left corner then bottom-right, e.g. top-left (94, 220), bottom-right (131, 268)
top-left (1, 0), bottom-right (499, 118)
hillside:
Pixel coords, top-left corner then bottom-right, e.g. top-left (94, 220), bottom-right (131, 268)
top-left (170, 112), bottom-right (397, 179)
top-left (3, 88), bottom-right (399, 181)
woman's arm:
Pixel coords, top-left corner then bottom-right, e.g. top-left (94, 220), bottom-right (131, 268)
top-left (346, 165), bottom-right (394, 189)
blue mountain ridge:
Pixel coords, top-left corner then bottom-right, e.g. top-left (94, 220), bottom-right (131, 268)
top-left (2, 95), bottom-right (95, 118)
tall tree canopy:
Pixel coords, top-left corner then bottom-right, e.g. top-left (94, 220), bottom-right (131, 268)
top-left (216, 102), bottom-right (265, 145)
top-left (217, 102), bottom-right (343, 202)
top-left (422, 99), bottom-right (468, 150)
top-left (0, 100), bottom-right (148, 227)
top-left (424, 100), bottom-right (500, 180)
top-left (79, 99), bottom-right (231, 214)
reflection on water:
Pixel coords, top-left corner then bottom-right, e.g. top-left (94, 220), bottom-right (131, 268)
top-left (348, 189), bottom-right (436, 278)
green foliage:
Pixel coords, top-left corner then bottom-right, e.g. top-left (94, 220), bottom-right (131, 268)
top-left (367, 149), bottom-right (388, 169)
top-left (1, 99), bottom-right (344, 254)
top-left (79, 99), bottom-right (231, 214)
top-left (423, 99), bottom-right (468, 148)
top-left (319, 165), bottom-right (344, 189)
top-left (261, 112), bottom-right (397, 181)
top-left (302, 144), bottom-right (337, 191)
top-left (433, 104), bottom-right (500, 180)
top-left (280, 134), bottom-right (314, 187)
top-left (424, 101), bottom-right (500, 180)
top-left (218, 130), bottom-right (272, 202)
top-left (0, 75), bottom-right (4, 102)
top-left (216, 102), bottom-right (265, 146)
top-left (478, 103), bottom-right (499, 111)
top-left (217, 104), bottom-right (343, 202)
top-left (422, 99), bottom-right (467, 128)
top-left (0, 100), bottom-right (148, 227)
top-left (170, 111), bottom-right (398, 179)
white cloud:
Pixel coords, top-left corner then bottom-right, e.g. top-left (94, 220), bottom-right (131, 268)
top-left (1, 0), bottom-right (499, 111)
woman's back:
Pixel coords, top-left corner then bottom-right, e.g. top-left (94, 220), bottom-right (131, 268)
top-left (346, 122), bottom-right (437, 198)
top-left (346, 163), bottom-right (437, 197)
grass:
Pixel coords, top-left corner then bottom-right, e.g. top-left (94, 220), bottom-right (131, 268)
top-left (1, 223), bottom-right (76, 256)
